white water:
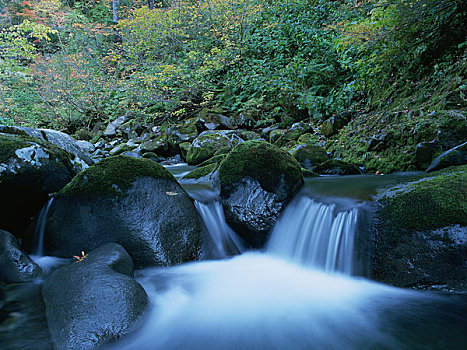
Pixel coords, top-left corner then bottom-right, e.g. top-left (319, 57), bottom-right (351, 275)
top-left (113, 253), bottom-right (466, 350)
top-left (267, 196), bottom-right (358, 274)
top-left (33, 197), bottom-right (53, 256)
top-left (110, 188), bottom-right (467, 350)
top-left (195, 199), bottom-right (245, 257)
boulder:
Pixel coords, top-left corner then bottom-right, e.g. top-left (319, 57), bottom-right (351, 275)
top-left (197, 109), bottom-right (233, 130)
top-left (103, 115), bottom-right (128, 137)
top-left (313, 159), bottom-right (362, 175)
top-left (320, 112), bottom-right (352, 137)
top-left (45, 155), bottom-right (201, 267)
top-left (166, 121), bottom-right (198, 154)
top-left (289, 144), bottom-right (329, 169)
top-left (219, 141), bottom-right (303, 246)
top-left (0, 125), bottom-right (93, 166)
top-left (0, 133), bottom-right (80, 243)
top-left (140, 134), bottom-right (170, 156)
top-left (269, 122), bottom-right (312, 147)
top-left (373, 165), bottom-right (467, 291)
top-left (0, 230), bottom-right (42, 283)
top-left (186, 130), bottom-right (243, 165)
top-left (414, 141), bottom-right (441, 170)
top-left (42, 243), bottom-right (148, 349)
top-left (426, 141), bottom-right (467, 172)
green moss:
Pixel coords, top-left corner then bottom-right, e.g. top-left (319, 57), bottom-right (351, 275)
top-left (59, 155), bottom-right (175, 198)
top-left (290, 144), bottom-right (328, 166)
top-left (314, 159), bottom-right (361, 175)
top-left (219, 140), bottom-right (303, 193)
top-left (0, 133), bottom-right (74, 172)
top-left (0, 134), bottom-right (31, 163)
top-left (198, 154), bottom-right (226, 167)
top-left (186, 132), bottom-right (238, 165)
top-left (182, 163), bottom-right (218, 180)
top-left (379, 165), bottom-right (467, 232)
top-left (302, 168), bottom-right (319, 177)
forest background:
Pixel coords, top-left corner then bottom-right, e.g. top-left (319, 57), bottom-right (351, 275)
top-left (0, 0), bottom-right (465, 160)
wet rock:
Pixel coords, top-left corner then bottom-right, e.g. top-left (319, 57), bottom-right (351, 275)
top-left (0, 133), bottom-right (80, 243)
top-left (321, 112), bottom-right (352, 137)
top-left (0, 125), bottom-right (93, 166)
top-left (104, 115), bottom-right (128, 137)
top-left (45, 156), bottom-right (201, 267)
top-left (426, 141), bottom-right (467, 173)
top-left (373, 166), bottom-right (467, 291)
top-left (76, 140), bottom-right (95, 154)
top-left (414, 141), bottom-right (441, 170)
top-left (219, 141), bottom-right (303, 247)
top-left (0, 230), bottom-right (42, 283)
top-left (289, 144), bottom-right (329, 169)
top-left (42, 243), bottom-right (148, 349)
top-left (186, 130), bottom-right (243, 165)
top-left (140, 134), bottom-right (170, 156)
top-left (313, 159), bottom-right (362, 175)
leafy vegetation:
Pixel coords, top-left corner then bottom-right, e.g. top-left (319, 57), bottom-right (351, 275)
top-left (0, 0), bottom-right (465, 142)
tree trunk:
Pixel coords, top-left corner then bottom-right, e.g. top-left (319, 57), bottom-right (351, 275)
top-left (113, 0), bottom-right (120, 23)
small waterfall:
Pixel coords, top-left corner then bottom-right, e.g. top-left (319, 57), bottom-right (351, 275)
top-left (267, 196), bottom-right (358, 274)
top-left (33, 197), bottom-right (53, 256)
top-left (191, 190), bottom-right (244, 258)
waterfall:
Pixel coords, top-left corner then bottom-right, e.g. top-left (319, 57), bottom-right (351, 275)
top-left (190, 189), bottom-right (244, 258)
top-left (33, 197), bottom-right (53, 256)
top-left (267, 196), bottom-right (358, 274)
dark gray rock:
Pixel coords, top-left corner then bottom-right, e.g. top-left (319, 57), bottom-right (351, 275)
top-left (219, 141), bottom-right (303, 247)
top-left (289, 144), bottom-right (329, 169)
top-left (0, 125), bottom-right (93, 166)
top-left (0, 230), bottom-right (42, 283)
top-left (45, 156), bottom-right (201, 267)
top-left (186, 130), bottom-right (243, 165)
top-left (42, 243), bottom-right (148, 349)
top-left (0, 133), bottom-right (79, 243)
top-left (414, 140), bottom-right (441, 169)
top-left (104, 115), bottom-right (129, 137)
top-left (313, 159), bottom-right (362, 175)
top-left (321, 113), bottom-right (352, 137)
top-left (426, 141), bottom-right (467, 172)
top-left (372, 167), bottom-right (467, 291)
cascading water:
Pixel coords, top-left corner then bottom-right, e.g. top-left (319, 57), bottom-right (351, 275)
top-left (187, 187), bottom-right (245, 258)
top-left (110, 171), bottom-right (467, 350)
top-left (33, 197), bottom-right (54, 256)
top-left (267, 195), bottom-right (358, 274)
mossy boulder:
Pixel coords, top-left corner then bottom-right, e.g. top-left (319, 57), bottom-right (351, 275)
top-left (269, 122), bottom-right (312, 148)
top-left (180, 163), bottom-right (219, 185)
top-left (426, 141), bottom-right (467, 172)
top-left (313, 159), bottom-right (362, 175)
top-left (0, 133), bottom-right (81, 244)
top-left (45, 155), bottom-right (201, 267)
top-left (414, 141), bottom-right (442, 170)
top-left (140, 134), bottom-right (170, 156)
top-left (373, 165), bottom-right (467, 291)
top-left (219, 141), bottom-right (304, 246)
top-left (166, 121), bottom-right (199, 154)
top-left (186, 130), bottom-right (243, 165)
top-left (289, 144), bottom-right (329, 169)
top-left (0, 125), bottom-right (93, 166)
top-left (42, 243), bottom-right (148, 349)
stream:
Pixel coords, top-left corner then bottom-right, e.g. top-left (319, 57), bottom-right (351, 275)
top-left (1, 165), bottom-right (466, 349)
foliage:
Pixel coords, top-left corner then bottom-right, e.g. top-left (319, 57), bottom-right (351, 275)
top-left (0, 0), bottom-right (464, 132)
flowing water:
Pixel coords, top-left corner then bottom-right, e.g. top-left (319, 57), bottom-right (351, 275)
top-left (110, 169), bottom-right (467, 350)
top-left (3, 166), bottom-right (467, 349)
top-left (32, 197), bottom-right (54, 256)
